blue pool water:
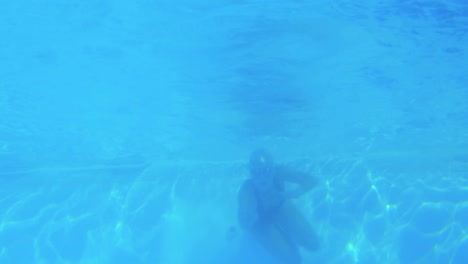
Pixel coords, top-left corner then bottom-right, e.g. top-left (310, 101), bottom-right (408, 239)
top-left (0, 0), bottom-right (467, 263)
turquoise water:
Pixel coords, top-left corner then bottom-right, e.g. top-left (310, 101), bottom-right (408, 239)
top-left (0, 0), bottom-right (467, 263)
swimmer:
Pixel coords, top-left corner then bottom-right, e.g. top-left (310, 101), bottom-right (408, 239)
top-left (238, 149), bottom-right (319, 264)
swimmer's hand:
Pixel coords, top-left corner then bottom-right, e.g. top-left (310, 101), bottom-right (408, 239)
top-left (278, 166), bottom-right (318, 198)
top-left (284, 175), bottom-right (318, 199)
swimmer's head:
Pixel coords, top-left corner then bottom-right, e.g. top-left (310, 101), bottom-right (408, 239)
top-left (249, 149), bottom-right (274, 177)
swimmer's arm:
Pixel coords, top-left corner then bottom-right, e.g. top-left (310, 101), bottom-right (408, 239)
top-left (278, 166), bottom-right (318, 199)
top-left (238, 180), bottom-right (258, 230)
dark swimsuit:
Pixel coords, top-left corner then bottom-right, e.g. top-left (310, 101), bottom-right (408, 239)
top-left (250, 168), bottom-right (286, 218)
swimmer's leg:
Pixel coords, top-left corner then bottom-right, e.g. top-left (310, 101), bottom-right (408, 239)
top-left (251, 220), bottom-right (301, 264)
top-left (275, 201), bottom-right (320, 252)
